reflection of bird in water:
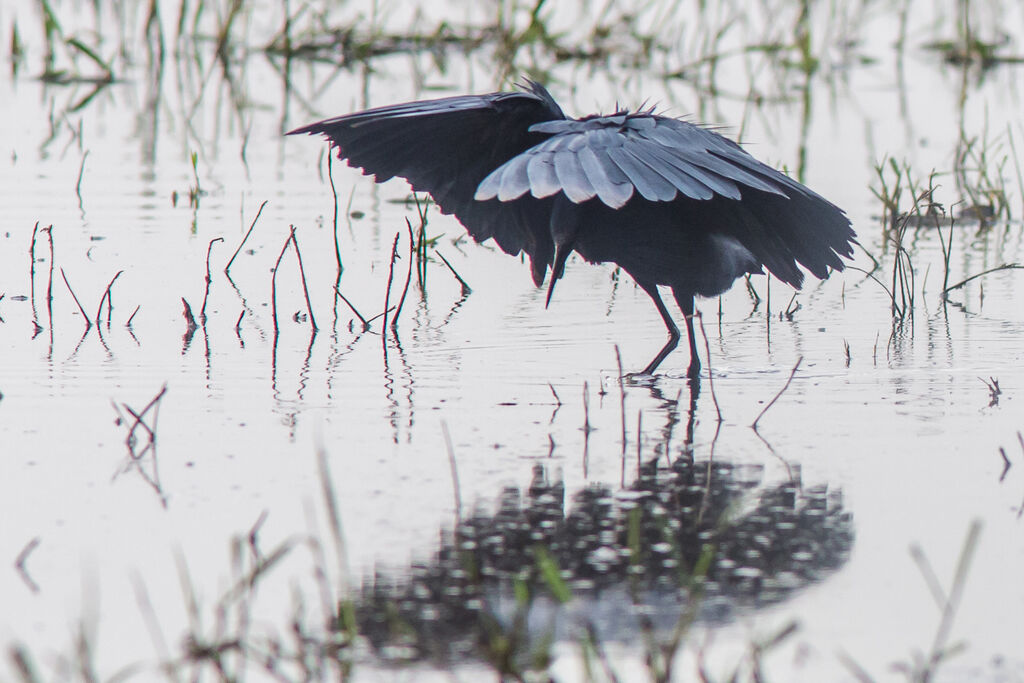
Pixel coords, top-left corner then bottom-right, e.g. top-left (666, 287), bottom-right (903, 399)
top-left (290, 81), bottom-right (856, 377)
top-left (356, 458), bottom-right (853, 663)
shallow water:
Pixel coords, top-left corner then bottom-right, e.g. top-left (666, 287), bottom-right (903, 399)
top-left (3, 0), bottom-right (1024, 680)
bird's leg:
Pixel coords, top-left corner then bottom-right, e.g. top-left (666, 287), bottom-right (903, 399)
top-left (639, 284), bottom-right (680, 375)
top-left (676, 293), bottom-right (701, 380)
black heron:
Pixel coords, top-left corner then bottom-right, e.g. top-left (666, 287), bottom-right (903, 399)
top-left (288, 81), bottom-right (855, 378)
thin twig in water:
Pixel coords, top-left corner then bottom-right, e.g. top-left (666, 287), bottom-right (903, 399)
top-left (910, 520), bottom-right (982, 679)
top-left (201, 237), bottom-right (224, 323)
top-left (126, 384), bottom-right (169, 447)
top-left (328, 153), bottom-right (342, 277)
top-left (270, 227), bottom-right (295, 336)
top-left (980, 376), bottom-right (1001, 407)
top-left (248, 510), bottom-right (269, 561)
top-left (181, 298), bottom-right (198, 333)
top-left (45, 227), bottom-right (54, 338)
top-left (837, 651), bottom-right (878, 683)
top-left (126, 305), bottom-right (140, 328)
top-left (76, 150), bottom-right (89, 202)
top-left (998, 447), bottom-right (1011, 482)
top-left (435, 250), bottom-right (472, 293)
top-left (365, 306), bottom-right (395, 326)
top-left (225, 200), bottom-right (267, 276)
top-left (29, 221), bottom-right (40, 324)
top-left (943, 264), bottom-right (1024, 295)
top-left (382, 232), bottom-right (400, 348)
top-left (94, 270), bottom-right (123, 328)
top-left (615, 345), bottom-right (626, 456)
top-left (695, 311), bottom-right (722, 422)
top-left (333, 286), bottom-right (369, 330)
top-left (846, 265), bottom-right (903, 311)
top-left (581, 381), bottom-right (592, 435)
top-left (288, 229), bottom-right (317, 331)
top-left (635, 410), bottom-right (643, 477)
top-left (752, 356), bottom-right (803, 430)
top-left (392, 220), bottom-right (416, 333)
top-left (441, 421), bottom-right (462, 523)
top-left (583, 621), bottom-right (623, 683)
top-left (60, 268), bottom-right (92, 332)
top-left (15, 537), bottom-right (41, 593)
top-left (414, 195), bottom-right (430, 291)
top-left (316, 444), bottom-right (350, 597)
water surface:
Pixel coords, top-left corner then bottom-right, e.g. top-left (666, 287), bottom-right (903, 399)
top-left (3, 0), bottom-right (1024, 680)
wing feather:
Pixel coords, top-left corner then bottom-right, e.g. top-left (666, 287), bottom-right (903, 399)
top-left (554, 148), bottom-right (597, 203)
top-left (495, 153), bottom-right (531, 201)
top-left (628, 138), bottom-right (717, 200)
top-left (606, 145), bottom-right (678, 201)
top-left (478, 112), bottom-right (822, 208)
top-left (576, 144), bottom-right (633, 208)
top-left (525, 151), bottom-right (562, 199)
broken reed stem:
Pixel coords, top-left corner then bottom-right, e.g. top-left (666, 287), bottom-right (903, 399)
top-left (60, 268), bottom-right (92, 332)
top-left (225, 200), bottom-right (267, 276)
top-left (752, 356), bottom-right (804, 430)
top-left (695, 311), bottom-right (722, 422)
top-left (14, 537), bottom-right (41, 593)
top-left (288, 229), bottom-right (317, 331)
top-left (126, 384), bottom-right (169, 449)
top-left (635, 410), bottom-right (644, 478)
top-left (943, 263), bottom-right (1024, 295)
top-left (328, 153), bottom-right (342, 277)
top-left (181, 298), bottom-right (198, 332)
top-left (435, 250), bottom-right (472, 293)
top-left (95, 270), bottom-right (124, 327)
top-left (201, 237), bottom-right (224, 322)
top-left (333, 286), bottom-right (369, 330)
top-left (270, 227), bottom-right (295, 336)
top-left (391, 219), bottom-right (416, 333)
top-left (75, 150), bottom-right (88, 201)
top-left (615, 345), bottom-right (626, 456)
top-left (29, 221), bottom-right (40, 264)
top-left (29, 221), bottom-right (40, 316)
top-left (365, 306), bottom-right (396, 326)
top-left (581, 381), bottom-right (592, 434)
top-left (127, 305), bottom-right (140, 327)
top-left (413, 194), bottom-right (429, 291)
top-left (441, 420), bottom-right (462, 524)
top-left (45, 227), bottom-right (54, 330)
top-left (315, 444), bottom-right (351, 599)
top-left (15, 537), bottom-right (40, 571)
top-left (382, 232), bottom-right (400, 347)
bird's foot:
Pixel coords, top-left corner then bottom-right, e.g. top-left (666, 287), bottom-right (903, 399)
top-left (622, 370), bottom-right (655, 387)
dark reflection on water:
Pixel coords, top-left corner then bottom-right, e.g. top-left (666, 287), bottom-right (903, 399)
top-left (357, 453), bottom-right (852, 663)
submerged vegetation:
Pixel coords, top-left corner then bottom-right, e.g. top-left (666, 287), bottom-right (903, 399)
top-left (3, 0), bottom-right (1023, 680)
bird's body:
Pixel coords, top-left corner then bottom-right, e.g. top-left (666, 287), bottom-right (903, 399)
top-left (289, 81), bottom-right (855, 377)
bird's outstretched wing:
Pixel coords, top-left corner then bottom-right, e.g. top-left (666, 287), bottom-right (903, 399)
top-left (475, 112), bottom-right (855, 287)
top-left (476, 113), bottom-right (821, 209)
top-left (288, 82), bottom-right (567, 284)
